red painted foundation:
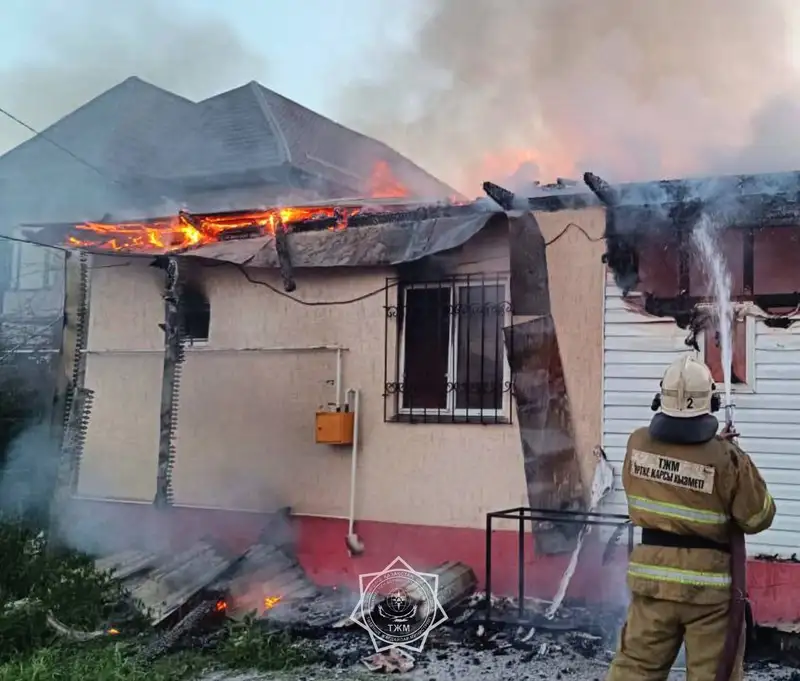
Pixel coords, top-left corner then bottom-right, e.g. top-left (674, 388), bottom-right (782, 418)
top-left (66, 499), bottom-right (800, 625)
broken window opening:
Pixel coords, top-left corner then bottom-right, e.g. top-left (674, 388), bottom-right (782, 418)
top-left (383, 274), bottom-right (513, 424)
top-left (178, 284), bottom-right (210, 345)
top-left (702, 317), bottom-right (750, 388)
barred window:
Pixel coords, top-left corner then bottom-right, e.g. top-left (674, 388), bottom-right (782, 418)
top-left (384, 275), bottom-right (513, 423)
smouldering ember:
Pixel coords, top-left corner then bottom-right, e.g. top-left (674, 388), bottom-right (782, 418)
top-left (264, 595), bottom-right (281, 610)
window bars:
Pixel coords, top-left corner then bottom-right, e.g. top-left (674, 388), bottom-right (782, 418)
top-left (383, 273), bottom-right (513, 424)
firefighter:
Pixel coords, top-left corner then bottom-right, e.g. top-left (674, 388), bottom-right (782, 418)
top-left (606, 354), bottom-right (775, 681)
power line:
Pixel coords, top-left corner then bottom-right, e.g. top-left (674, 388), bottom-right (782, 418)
top-left (0, 105), bottom-right (117, 184)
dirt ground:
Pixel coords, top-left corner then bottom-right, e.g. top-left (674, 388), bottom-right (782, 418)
top-left (203, 629), bottom-right (800, 681)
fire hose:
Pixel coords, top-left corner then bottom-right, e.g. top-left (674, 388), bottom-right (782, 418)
top-left (714, 527), bottom-right (749, 681)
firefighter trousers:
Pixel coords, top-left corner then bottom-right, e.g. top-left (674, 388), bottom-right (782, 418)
top-left (605, 594), bottom-right (744, 681)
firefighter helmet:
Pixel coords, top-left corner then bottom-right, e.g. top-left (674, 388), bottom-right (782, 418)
top-left (655, 355), bottom-right (719, 418)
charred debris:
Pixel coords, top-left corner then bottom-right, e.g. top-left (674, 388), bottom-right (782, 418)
top-left (488, 170), bottom-right (800, 352)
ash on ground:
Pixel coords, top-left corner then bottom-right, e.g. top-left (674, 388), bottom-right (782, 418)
top-left (240, 594), bottom-right (800, 681)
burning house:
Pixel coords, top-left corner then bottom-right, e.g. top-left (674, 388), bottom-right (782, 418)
top-left (27, 194), bottom-right (608, 618)
top-left (7, 77), bottom-right (800, 633)
top-left (40, 170), bottom-right (800, 630)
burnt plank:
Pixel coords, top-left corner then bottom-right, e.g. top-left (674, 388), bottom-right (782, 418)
top-left (129, 540), bottom-right (238, 624)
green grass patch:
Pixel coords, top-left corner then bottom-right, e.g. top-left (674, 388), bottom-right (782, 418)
top-left (0, 517), bottom-right (322, 680)
top-left (0, 625), bottom-right (322, 681)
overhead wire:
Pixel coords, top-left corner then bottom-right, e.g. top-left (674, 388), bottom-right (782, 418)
top-left (0, 105), bottom-right (120, 185)
top-left (228, 221), bottom-right (604, 306)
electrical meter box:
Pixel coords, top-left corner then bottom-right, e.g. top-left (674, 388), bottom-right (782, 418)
top-left (315, 411), bottom-right (354, 445)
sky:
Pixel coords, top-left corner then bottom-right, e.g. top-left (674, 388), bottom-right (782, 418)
top-left (3, 1), bottom-right (800, 196)
top-left (0, 0), bottom-right (424, 153)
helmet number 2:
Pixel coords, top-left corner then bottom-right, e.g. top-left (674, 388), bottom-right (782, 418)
top-left (686, 397), bottom-right (694, 409)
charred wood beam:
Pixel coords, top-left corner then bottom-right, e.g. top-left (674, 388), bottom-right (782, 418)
top-left (273, 222), bottom-right (296, 292)
top-left (584, 172), bottom-right (639, 294)
top-left (288, 202), bottom-right (480, 232)
top-left (583, 172), bottom-right (618, 207)
top-left (644, 292), bottom-right (800, 317)
top-left (676, 229), bottom-right (690, 294)
top-left (154, 257), bottom-right (184, 508)
top-left (482, 182), bottom-right (516, 210)
top-left (743, 227), bottom-right (755, 295)
top-left (139, 598), bottom-right (220, 663)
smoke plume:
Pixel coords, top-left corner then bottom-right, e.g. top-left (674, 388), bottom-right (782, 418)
top-left (338, 0), bottom-right (800, 194)
top-left (0, 0), bottom-right (267, 154)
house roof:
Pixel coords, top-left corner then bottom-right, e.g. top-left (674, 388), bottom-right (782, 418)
top-left (524, 169), bottom-right (800, 217)
top-left (183, 208), bottom-right (506, 270)
top-left (0, 77), bottom-right (457, 226)
top-left (26, 200), bottom-right (507, 270)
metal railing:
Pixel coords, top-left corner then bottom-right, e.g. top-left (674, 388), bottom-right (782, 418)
top-left (484, 507), bottom-right (633, 625)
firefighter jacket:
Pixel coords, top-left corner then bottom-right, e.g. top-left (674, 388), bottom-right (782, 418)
top-left (623, 427), bottom-right (776, 605)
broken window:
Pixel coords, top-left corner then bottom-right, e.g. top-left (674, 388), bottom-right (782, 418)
top-left (384, 275), bottom-right (512, 423)
top-left (703, 317), bottom-right (749, 387)
top-left (178, 284), bottom-right (210, 345)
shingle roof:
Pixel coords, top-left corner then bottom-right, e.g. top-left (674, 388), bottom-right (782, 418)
top-left (0, 77), bottom-right (457, 226)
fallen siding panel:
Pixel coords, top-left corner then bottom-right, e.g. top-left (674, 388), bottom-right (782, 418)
top-left (210, 541), bottom-right (319, 620)
top-left (128, 540), bottom-right (237, 624)
top-left (95, 550), bottom-right (159, 580)
top-left (504, 316), bottom-right (586, 553)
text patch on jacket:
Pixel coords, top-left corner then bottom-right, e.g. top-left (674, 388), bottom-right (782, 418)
top-left (630, 449), bottom-right (715, 494)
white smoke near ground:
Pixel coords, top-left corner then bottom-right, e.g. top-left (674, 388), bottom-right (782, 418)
top-left (0, 0), bottom-right (268, 154)
top-left (0, 0), bottom-right (274, 557)
top-left (0, 425), bottom-right (57, 519)
top-left (337, 0), bottom-right (800, 194)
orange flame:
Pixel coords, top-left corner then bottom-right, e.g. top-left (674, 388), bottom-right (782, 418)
top-left (215, 599), bottom-right (227, 612)
top-left (369, 160), bottom-right (409, 198)
top-left (264, 596), bottom-right (282, 610)
top-left (57, 159), bottom-right (443, 255)
top-left (64, 205), bottom-right (361, 254)
top-left (107, 628), bottom-right (120, 635)
top-left (477, 148), bottom-right (578, 191)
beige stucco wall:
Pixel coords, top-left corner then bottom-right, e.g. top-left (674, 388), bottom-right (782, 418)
top-left (77, 258), bottom-right (165, 501)
top-left (74, 210), bottom-right (608, 527)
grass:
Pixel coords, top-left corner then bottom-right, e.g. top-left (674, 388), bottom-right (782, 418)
top-left (0, 623), bottom-right (323, 681)
top-left (0, 518), bottom-right (320, 681)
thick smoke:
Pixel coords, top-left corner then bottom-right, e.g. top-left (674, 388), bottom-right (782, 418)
top-left (338, 0), bottom-right (800, 194)
top-left (0, 0), bottom-right (267, 154)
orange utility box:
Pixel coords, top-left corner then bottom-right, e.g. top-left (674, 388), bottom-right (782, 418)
top-left (315, 411), bottom-right (355, 445)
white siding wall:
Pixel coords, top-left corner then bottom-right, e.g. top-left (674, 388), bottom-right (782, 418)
top-left (601, 274), bottom-right (800, 557)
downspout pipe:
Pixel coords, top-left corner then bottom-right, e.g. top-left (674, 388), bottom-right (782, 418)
top-left (345, 388), bottom-right (365, 556)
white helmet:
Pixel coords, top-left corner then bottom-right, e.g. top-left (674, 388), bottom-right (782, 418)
top-left (657, 355), bottom-right (718, 418)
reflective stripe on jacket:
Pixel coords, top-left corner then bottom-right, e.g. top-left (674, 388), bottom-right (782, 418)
top-left (623, 427), bottom-right (776, 605)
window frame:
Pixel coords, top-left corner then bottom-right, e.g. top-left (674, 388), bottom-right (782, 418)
top-left (178, 282), bottom-right (211, 347)
top-left (698, 314), bottom-right (756, 394)
top-left (396, 277), bottom-right (512, 419)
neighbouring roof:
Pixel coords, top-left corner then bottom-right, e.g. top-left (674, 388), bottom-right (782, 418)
top-left (0, 77), bottom-right (457, 226)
